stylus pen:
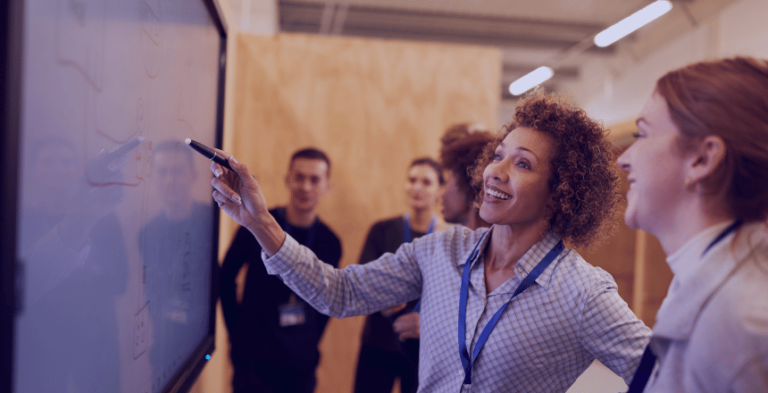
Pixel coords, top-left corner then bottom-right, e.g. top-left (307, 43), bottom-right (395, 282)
top-left (185, 138), bottom-right (233, 171)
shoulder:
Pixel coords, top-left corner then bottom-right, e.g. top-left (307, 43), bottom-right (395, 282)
top-left (552, 248), bottom-right (619, 297)
top-left (411, 225), bottom-right (488, 262)
top-left (315, 217), bottom-right (342, 245)
top-left (712, 223), bottom-right (768, 337)
top-left (371, 216), bottom-right (403, 231)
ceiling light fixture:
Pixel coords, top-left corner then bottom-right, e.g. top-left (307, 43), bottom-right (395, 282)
top-left (508, 66), bottom-right (554, 96)
top-left (594, 0), bottom-right (673, 48)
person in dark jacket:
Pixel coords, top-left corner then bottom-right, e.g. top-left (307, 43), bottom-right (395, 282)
top-left (220, 148), bottom-right (342, 393)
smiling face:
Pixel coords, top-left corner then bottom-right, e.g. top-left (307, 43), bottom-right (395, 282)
top-left (617, 92), bottom-right (689, 233)
top-left (406, 164), bottom-right (442, 211)
top-left (479, 127), bottom-right (554, 227)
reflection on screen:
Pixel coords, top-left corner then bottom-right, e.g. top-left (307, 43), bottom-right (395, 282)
top-left (14, 0), bottom-right (221, 392)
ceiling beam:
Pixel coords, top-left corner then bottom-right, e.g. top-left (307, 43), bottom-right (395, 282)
top-left (279, 0), bottom-right (614, 53)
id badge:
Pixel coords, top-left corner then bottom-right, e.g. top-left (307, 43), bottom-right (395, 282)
top-left (278, 294), bottom-right (306, 327)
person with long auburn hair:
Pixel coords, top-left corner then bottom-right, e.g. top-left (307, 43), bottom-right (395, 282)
top-left (619, 57), bottom-right (768, 392)
top-left (209, 91), bottom-right (651, 392)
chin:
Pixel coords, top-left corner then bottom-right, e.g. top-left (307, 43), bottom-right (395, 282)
top-left (623, 211), bottom-right (640, 231)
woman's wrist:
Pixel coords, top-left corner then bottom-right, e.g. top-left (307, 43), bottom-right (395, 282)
top-left (247, 211), bottom-right (286, 257)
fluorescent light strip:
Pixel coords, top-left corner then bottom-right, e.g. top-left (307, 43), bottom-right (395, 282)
top-left (594, 0), bottom-right (673, 48)
top-left (509, 66), bottom-right (554, 96)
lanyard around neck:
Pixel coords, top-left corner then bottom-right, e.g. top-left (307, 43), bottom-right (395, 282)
top-left (457, 234), bottom-right (564, 386)
top-left (404, 213), bottom-right (436, 243)
top-left (626, 219), bottom-right (743, 393)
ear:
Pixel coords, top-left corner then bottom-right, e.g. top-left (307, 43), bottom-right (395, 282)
top-left (321, 177), bottom-right (332, 196)
top-left (686, 135), bottom-right (726, 185)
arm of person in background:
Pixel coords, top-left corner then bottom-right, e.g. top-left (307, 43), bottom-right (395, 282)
top-left (219, 226), bottom-right (253, 333)
top-left (392, 312), bottom-right (420, 341)
top-left (578, 273), bottom-right (653, 385)
top-left (211, 152), bottom-right (423, 318)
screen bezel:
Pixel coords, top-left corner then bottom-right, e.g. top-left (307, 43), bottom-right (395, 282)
top-left (0, 0), bottom-right (228, 391)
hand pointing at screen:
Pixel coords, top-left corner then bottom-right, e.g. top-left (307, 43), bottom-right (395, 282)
top-left (210, 150), bottom-right (286, 257)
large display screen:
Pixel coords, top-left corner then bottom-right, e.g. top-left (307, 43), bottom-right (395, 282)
top-left (6, 0), bottom-right (226, 391)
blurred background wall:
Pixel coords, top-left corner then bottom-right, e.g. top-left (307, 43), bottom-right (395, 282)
top-left (191, 0), bottom-right (768, 392)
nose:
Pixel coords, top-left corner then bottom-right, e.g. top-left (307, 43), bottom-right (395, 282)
top-left (301, 179), bottom-right (312, 191)
top-left (617, 149), bottom-right (631, 173)
top-left (486, 160), bottom-right (509, 183)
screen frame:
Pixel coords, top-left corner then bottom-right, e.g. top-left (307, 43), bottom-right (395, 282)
top-left (0, 0), bottom-right (228, 391)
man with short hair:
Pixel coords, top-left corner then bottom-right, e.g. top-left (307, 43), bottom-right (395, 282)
top-left (220, 148), bottom-right (342, 393)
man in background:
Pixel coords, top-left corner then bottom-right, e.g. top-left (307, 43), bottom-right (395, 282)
top-left (220, 148), bottom-right (342, 393)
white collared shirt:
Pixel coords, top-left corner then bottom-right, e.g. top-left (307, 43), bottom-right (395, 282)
top-left (263, 225), bottom-right (651, 392)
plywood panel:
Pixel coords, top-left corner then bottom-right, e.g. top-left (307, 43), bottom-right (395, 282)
top-left (574, 170), bottom-right (636, 307)
top-left (218, 33), bottom-right (500, 393)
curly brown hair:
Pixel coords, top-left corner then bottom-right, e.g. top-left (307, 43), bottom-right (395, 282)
top-left (440, 124), bottom-right (496, 203)
top-left (471, 90), bottom-right (621, 247)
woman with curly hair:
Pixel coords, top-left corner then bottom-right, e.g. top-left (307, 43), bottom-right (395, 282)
top-left (209, 91), bottom-right (651, 392)
top-left (619, 57), bottom-right (768, 393)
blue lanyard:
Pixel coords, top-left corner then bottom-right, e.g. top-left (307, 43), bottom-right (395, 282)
top-left (458, 234), bottom-right (564, 385)
top-left (626, 219), bottom-right (742, 393)
top-left (404, 213), bottom-right (436, 243)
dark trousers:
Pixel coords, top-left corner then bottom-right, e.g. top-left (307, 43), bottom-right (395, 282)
top-left (353, 345), bottom-right (418, 393)
top-left (232, 362), bottom-right (317, 393)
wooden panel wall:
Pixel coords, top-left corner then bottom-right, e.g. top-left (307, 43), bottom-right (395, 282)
top-left (213, 33), bottom-right (500, 393)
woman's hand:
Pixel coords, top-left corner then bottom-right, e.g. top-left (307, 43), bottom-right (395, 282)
top-left (210, 153), bottom-right (267, 229)
top-left (210, 150), bottom-right (286, 255)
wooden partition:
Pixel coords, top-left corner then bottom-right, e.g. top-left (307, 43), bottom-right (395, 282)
top-left (209, 33), bottom-right (500, 393)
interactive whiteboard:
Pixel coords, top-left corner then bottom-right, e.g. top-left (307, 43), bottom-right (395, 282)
top-left (3, 0), bottom-right (226, 391)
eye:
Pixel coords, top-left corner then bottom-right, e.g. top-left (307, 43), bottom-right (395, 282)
top-left (516, 161), bottom-right (530, 170)
top-left (492, 153), bottom-right (502, 161)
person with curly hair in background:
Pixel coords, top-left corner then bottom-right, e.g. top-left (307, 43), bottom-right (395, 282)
top-left (620, 57), bottom-right (768, 393)
top-left (209, 90), bottom-right (651, 392)
top-left (439, 123), bottom-right (495, 230)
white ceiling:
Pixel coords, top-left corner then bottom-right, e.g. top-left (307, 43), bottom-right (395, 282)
top-left (224, 0), bottom-right (739, 100)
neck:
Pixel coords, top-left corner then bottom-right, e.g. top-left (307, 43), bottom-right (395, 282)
top-left (164, 200), bottom-right (193, 220)
top-left (462, 208), bottom-right (490, 230)
top-left (409, 207), bottom-right (433, 232)
top-left (486, 220), bottom-right (549, 271)
top-left (653, 198), bottom-right (734, 255)
top-left (286, 205), bottom-right (316, 227)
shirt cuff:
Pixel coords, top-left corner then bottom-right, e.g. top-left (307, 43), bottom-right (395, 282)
top-left (261, 233), bottom-right (301, 275)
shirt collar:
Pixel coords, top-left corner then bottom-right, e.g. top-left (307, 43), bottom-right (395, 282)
top-left (514, 231), bottom-right (563, 290)
top-left (653, 220), bottom-right (758, 339)
top-left (457, 226), bottom-right (564, 290)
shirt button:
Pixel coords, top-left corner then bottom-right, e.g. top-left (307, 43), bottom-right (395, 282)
top-left (459, 369), bottom-right (464, 376)
top-left (465, 333), bottom-right (471, 339)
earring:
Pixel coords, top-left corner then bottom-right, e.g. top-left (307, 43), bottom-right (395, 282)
top-left (684, 177), bottom-right (691, 187)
